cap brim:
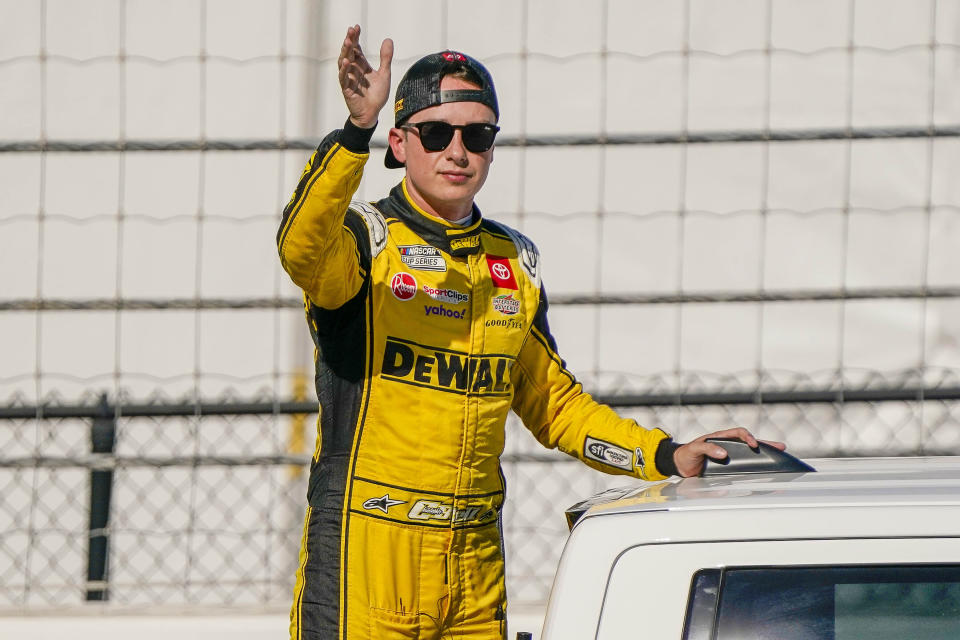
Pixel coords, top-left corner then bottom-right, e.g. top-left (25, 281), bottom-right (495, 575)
top-left (384, 146), bottom-right (404, 169)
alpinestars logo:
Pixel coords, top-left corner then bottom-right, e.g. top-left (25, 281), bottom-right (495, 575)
top-left (492, 294), bottom-right (520, 316)
top-left (362, 494), bottom-right (406, 514)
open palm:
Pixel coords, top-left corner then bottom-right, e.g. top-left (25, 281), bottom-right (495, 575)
top-left (338, 24), bottom-right (393, 129)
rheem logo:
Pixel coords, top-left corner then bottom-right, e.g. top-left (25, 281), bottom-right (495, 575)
top-left (390, 273), bottom-right (417, 301)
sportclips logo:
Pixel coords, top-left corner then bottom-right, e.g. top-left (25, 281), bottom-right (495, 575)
top-left (423, 284), bottom-right (469, 320)
top-left (422, 285), bottom-right (469, 305)
top-left (381, 337), bottom-right (512, 396)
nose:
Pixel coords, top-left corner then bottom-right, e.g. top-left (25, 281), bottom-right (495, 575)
top-left (445, 130), bottom-right (468, 166)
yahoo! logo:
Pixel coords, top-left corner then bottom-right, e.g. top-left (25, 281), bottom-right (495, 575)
top-left (424, 305), bottom-right (465, 319)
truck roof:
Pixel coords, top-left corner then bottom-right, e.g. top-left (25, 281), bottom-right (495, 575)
top-left (569, 456), bottom-right (960, 527)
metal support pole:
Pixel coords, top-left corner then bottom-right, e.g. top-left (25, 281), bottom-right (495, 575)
top-left (86, 393), bottom-right (115, 601)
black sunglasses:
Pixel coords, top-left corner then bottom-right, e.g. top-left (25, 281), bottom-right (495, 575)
top-left (401, 121), bottom-right (500, 153)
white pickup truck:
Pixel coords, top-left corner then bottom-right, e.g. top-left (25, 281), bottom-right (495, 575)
top-left (522, 441), bottom-right (960, 640)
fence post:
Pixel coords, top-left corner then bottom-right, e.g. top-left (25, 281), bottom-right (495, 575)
top-left (86, 392), bottom-right (115, 601)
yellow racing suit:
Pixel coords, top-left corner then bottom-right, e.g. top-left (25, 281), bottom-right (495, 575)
top-left (278, 121), bottom-right (680, 639)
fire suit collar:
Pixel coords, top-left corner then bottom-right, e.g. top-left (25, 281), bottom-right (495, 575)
top-left (384, 181), bottom-right (484, 257)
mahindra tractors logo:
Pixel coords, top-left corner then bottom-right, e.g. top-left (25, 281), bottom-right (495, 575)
top-left (390, 272), bottom-right (417, 301)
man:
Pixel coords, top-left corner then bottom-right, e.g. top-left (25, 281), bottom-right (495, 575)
top-left (278, 25), bottom-right (783, 640)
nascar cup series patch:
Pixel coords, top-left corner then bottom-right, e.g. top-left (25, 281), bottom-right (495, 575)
top-left (399, 245), bottom-right (446, 272)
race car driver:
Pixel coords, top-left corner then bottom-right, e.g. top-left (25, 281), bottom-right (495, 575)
top-left (277, 24), bottom-right (785, 640)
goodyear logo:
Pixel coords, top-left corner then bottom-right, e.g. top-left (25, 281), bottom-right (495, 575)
top-left (381, 337), bottom-right (512, 396)
top-left (448, 235), bottom-right (480, 252)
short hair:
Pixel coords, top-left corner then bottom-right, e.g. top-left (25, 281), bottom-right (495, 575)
top-left (446, 66), bottom-right (483, 87)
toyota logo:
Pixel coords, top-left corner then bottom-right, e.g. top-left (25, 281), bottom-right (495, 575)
top-left (491, 263), bottom-right (511, 280)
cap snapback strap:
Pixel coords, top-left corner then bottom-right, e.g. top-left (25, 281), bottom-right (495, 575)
top-left (440, 89), bottom-right (490, 104)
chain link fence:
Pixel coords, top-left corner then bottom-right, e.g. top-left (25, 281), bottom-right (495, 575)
top-left (4, 375), bottom-right (960, 610)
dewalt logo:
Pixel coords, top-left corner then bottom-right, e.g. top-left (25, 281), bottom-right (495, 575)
top-left (448, 235), bottom-right (480, 252)
top-left (381, 337), bottom-right (513, 396)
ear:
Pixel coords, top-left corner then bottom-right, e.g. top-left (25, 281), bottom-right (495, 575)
top-left (388, 127), bottom-right (406, 165)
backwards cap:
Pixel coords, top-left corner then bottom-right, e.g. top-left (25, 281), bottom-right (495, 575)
top-left (385, 50), bottom-right (499, 169)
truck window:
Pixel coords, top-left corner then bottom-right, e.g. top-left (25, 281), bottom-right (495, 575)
top-left (683, 565), bottom-right (960, 640)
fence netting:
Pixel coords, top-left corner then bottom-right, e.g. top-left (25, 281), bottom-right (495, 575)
top-left (3, 0), bottom-right (960, 612)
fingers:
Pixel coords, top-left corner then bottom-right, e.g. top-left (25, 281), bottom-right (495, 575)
top-left (378, 38), bottom-right (395, 73)
top-left (339, 24), bottom-right (374, 74)
top-left (674, 428), bottom-right (789, 478)
top-left (339, 56), bottom-right (371, 95)
top-left (760, 439), bottom-right (787, 451)
top-left (673, 441), bottom-right (715, 477)
top-left (337, 25), bottom-right (391, 127)
top-left (339, 24), bottom-right (359, 65)
top-left (696, 427), bottom-right (760, 449)
top-left (693, 440), bottom-right (730, 460)
top-left (690, 427), bottom-right (788, 459)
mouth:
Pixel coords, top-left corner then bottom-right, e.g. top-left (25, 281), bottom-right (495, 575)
top-left (440, 171), bottom-right (471, 184)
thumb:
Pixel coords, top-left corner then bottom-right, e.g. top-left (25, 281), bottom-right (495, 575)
top-left (378, 38), bottom-right (394, 74)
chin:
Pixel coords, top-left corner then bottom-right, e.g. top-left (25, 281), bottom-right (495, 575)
top-left (435, 180), bottom-right (477, 197)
